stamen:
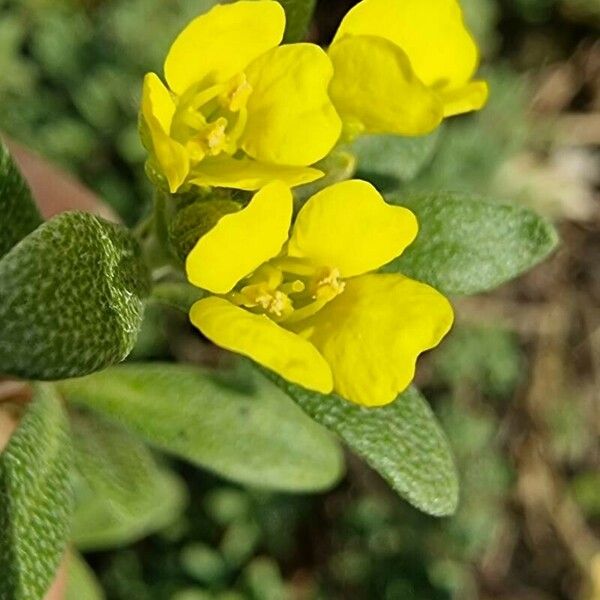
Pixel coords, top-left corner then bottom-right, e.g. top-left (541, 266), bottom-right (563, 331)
top-left (190, 83), bottom-right (228, 111)
top-left (225, 108), bottom-right (248, 153)
top-left (187, 118), bottom-right (229, 159)
top-left (312, 267), bottom-right (345, 300)
top-left (205, 118), bottom-right (228, 154)
top-left (280, 280), bottom-right (305, 295)
top-left (238, 283), bottom-right (293, 319)
top-left (222, 74), bottom-right (253, 113)
top-left (280, 298), bottom-right (330, 324)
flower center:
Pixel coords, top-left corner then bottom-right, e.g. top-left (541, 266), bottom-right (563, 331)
top-left (172, 73), bottom-right (252, 162)
top-left (226, 258), bottom-right (346, 324)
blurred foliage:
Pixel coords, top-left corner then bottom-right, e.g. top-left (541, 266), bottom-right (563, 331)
top-left (0, 0), bottom-right (217, 224)
top-left (0, 0), bottom-right (598, 598)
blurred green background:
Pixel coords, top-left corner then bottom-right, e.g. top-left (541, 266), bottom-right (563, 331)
top-left (1, 0), bottom-right (599, 598)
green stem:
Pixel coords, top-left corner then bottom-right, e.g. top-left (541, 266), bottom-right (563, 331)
top-left (149, 281), bottom-right (205, 313)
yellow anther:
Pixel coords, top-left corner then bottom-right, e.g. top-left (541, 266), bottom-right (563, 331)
top-left (205, 118), bottom-right (228, 154)
top-left (257, 290), bottom-right (292, 318)
top-left (187, 118), bottom-right (229, 158)
top-left (223, 74), bottom-right (253, 113)
top-left (239, 283), bottom-right (293, 319)
top-left (312, 267), bottom-right (345, 301)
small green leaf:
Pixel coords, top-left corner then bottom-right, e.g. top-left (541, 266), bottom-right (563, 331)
top-left (353, 130), bottom-right (441, 188)
top-left (66, 551), bottom-right (105, 600)
top-left (0, 384), bottom-right (73, 600)
top-left (267, 377), bottom-right (458, 517)
top-left (385, 192), bottom-right (559, 295)
top-left (0, 140), bottom-right (43, 258)
top-left (70, 410), bottom-right (187, 551)
top-left (277, 0), bottom-right (317, 42)
top-left (0, 211), bottom-right (150, 380)
top-left (59, 363), bottom-right (344, 493)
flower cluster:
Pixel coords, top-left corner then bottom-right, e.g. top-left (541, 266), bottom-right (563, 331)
top-left (186, 180), bottom-right (453, 407)
top-left (141, 0), bottom-right (487, 193)
top-left (140, 0), bottom-right (487, 407)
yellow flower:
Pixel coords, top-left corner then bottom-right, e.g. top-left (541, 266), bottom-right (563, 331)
top-left (186, 180), bottom-right (453, 407)
top-left (141, 0), bottom-right (342, 193)
top-left (328, 0), bottom-right (489, 137)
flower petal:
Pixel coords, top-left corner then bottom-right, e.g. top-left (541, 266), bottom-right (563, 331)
top-left (328, 36), bottom-right (443, 136)
top-left (288, 180), bottom-right (418, 278)
top-left (441, 80), bottom-right (489, 117)
top-left (190, 157), bottom-right (323, 190)
top-left (243, 43), bottom-right (342, 166)
top-left (141, 73), bottom-right (189, 192)
top-left (302, 274), bottom-right (453, 407)
top-left (186, 181), bottom-right (292, 294)
top-left (165, 0), bottom-right (285, 94)
top-left (334, 0), bottom-right (479, 91)
top-left (190, 297), bottom-right (333, 393)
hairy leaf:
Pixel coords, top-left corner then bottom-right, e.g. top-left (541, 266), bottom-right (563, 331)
top-left (386, 192), bottom-right (558, 295)
top-left (0, 140), bottom-right (42, 258)
top-left (59, 363), bottom-right (344, 493)
top-left (268, 377), bottom-right (458, 516)
top-left (70, 410), bottom-right (187, 551)
top-left (0, 384), bottom-right (73, 600)
top-left (353, 130), bottom-right (441, 188)
top-left (0, 211), bottom-right (150, 380)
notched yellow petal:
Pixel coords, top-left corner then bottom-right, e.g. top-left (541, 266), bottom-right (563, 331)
top-left (289, 180), bottom-right (418, 278)
top-left (186, 181), bottom-right (293, 294)
top-left (334, 0), bottom-right (480, 91)
top-left (243, 43), bottom-right (342, 166)
top-left (190, 297), bottom-right (333, 393)
top-left (329, 36), bottom-right (443, 136)
top-left (165, 0), bottom-right (285, 94)
top-left (303, 274), bottom-right (454, 407)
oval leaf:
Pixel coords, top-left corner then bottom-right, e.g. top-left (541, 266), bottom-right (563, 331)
top-left (0, 140), bottom-right (42, 259)
top-left (353, 130), bottom-right (441, 188)
top-left (59, 363), bottom-right (344, 493)
top-left (0, 211), bottom-right (150, 380)
top-left (0, 384), bottom-right (73, 600)
top-left (267, 375), bottom-right (459, 517)
top-left (70, 410), bottom-right (187, 551)
top-left (385, 192), bottom-right (558, 295)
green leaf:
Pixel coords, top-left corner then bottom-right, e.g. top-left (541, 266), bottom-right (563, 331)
top-left (385, 192), bottom-right (559, 295)
top-left (0, 211), bottom-right (150, 380)
top-left (70, 410), bottom-right (187, 551)
top-left (353, 130), bottom-right (441, 188)
top-left (277, 0), bottom-right (317, 42)
top-left (66, 551), bottom-right (105, 600)
top-left (267, 377), bottom-right (458, 516)
top-left (0, 384), bottom-right (73, 600)
top-left (59, 363), bottom-right (344, 493)
top-left (0, 140), bottom-right (43, 259)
